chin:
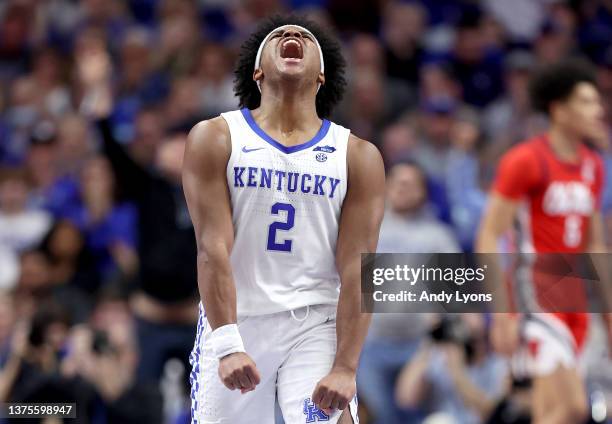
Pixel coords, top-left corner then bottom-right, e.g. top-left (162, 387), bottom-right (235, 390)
top-left (278, 69), bottom-right (308, 83)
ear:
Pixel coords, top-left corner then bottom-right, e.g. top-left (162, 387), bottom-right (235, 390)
top-left (549, 100), bottom-right (563, 121)
top-left (317, 72), bottom-right (325, 86)
top-left (253, 68), bottom-right (263, 84)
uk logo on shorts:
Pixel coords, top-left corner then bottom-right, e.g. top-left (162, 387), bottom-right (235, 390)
top-left (303, 398), bottom-right (329, 422)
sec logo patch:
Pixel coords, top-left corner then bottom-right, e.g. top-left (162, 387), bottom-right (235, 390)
top-left (316, 153), bottom-right (327, 162)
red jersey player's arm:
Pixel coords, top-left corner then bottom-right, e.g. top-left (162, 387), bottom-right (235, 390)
top-left (182, 117), bottom-right (237, 329)
top-left (588, 156), bottom-right (607, 253)
top-left (312, 135), bottom-right (385, 413)
top-left (588, 212), bottom-right (612, 345)
top-left (476, 143), bottom-right (540, 253)
top-left (475, 144), bottom-right (539, 356)
top-left (586, 158), bottom-right (612, 311)
top-left (588, 211), bottom-right (607, 253)
top-left (475, 192), bottom-right (519, 252)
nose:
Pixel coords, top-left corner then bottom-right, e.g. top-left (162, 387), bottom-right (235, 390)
top-left (282, 28), bottom-right (302, 39)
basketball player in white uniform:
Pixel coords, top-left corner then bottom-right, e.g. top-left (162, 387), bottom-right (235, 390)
top-left (182, 15), bottom-right (385, 424)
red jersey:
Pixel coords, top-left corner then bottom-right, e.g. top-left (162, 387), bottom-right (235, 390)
top-left (493, 134), bottom-right (604, 253)
top-left (492, 134), bottom-right (604, 349)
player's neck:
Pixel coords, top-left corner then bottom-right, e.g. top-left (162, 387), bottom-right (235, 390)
top-left (257, 88), bottom-right (320, 136)
top-left (548, 125), bottom-right (581, 162)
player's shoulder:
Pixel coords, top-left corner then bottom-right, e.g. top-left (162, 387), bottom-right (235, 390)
top-left (346, 133), bottom-right (385, 183)
top-left (581, 143), bottom-right (604, 162)
top-left (499, 135), bottom-right (544, 167)
top-left (189, 116), bottom-right (230, 141)
top-left (347, 133), bottom-right (382, 162)
top-left (581, 144), bottom-right (606, 181)
top-left (187, 116), bottom-right (231, 150)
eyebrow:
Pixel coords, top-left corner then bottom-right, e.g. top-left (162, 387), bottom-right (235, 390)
top-left (273, 29), bottom-right (312, 37)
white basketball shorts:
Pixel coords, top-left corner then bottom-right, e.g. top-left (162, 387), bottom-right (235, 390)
top-left (189, 304), bottom-right (359, 424)
top-left (512, 313), bottom-right (580, 378)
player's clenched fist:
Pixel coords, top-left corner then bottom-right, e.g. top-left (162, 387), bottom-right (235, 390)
top-left (218, 352), bottom-right (261, 394)
top-left (312, 368), bottom-right (356, 415)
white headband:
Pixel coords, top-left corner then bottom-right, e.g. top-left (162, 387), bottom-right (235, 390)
top-left (254, 24), bottom-right (325, 92)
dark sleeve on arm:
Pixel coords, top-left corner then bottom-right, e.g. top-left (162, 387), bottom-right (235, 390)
top-left (96, 117), bottom-right (151, 200)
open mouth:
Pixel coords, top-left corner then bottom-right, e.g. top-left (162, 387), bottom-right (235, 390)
top-left (280, 38), bottom-right (303, 60)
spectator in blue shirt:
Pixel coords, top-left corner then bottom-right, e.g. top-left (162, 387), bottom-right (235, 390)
top-left (64, 156), bottom-right (138, 288)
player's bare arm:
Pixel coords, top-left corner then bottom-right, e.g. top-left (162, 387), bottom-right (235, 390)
top-left (183, 118), bottom-right (261, 394)
top-left (587, 211), bottom-right (612, 350)
top-left (476, 193), bottom-right (518, 253)
top-left (476, 192), bottom-right (520, 355)
top-left (312, 135), bottom-right (385, 415)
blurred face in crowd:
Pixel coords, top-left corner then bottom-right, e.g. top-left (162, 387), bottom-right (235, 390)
top-left (11, 77), bottom-right (37, 106)
top-left (552, 82), bottom-right (607, 145)
top-left (131, 110), bottom-right (164, 166)
top-left (480, 15), bottom-right (505, 49)
top-left (18, 251), bottom-right (52, 294)
top-left (351, 70), bottom-right (385, 119)
top-left (120, 31), bottom-right (152, 88)
top-left (535, 27), bottom-right (573, 64)
top-left (381, 123), bottom-right (417, 164)
top-left (48, 221), bottom-right (84, 261)
top-left (159, 0), bottom-right (198, 20)
top-left (198, 44), bottom-right (231, 83)
top-left (1, 4), bottom-right (31, 50)
top-left (82, 0), bottom-right (119, 20)
top-left (455, 25), bottom-right (485, 64)
top-left (255, 25), bottom-right (325, 90)
top-left (461, 313), bottom-right (486, 337)
top-left (450, 116), bottom-right (480, 152)
top-left (382, 2), bottom-right (425, 52)
top-left (420, 64), bottom-right (460, 103)
top-left (0, 291), bottom-right (15, 343)
top-left (506, 69), bottom-right (531, 108)
top-left (166, 77), bottom-right (201, 122)
top-left (244, 0), bottom-right (285, 20)
top-left (422, 111), bottom-right (454, 145)
top-left (386, 164), bottom-right (427, 215)
top-left (33, 48), bottom-right (63, 88)
top-left (27, 142), bottom-right (57, 189)
top-left (156, 135), bottom-right (186, 184)
top-left (8, 77), bottom-right (38, 128)
top-left (57, 115), bottom-right (90, 165)
top-left (160, 15), bottom-right (199, 53)
top-left (81, 156), bottom-right (115, 205)
top-left (350, 34), bottom-right (384, 73)
top-left (0, 172), bottom-right (29, 214)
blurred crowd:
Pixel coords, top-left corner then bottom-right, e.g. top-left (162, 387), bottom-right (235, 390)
top-left (1, 0), bottom-right (612, 423)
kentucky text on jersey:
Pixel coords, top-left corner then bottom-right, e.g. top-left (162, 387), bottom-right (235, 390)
top-left (233, 166), bottom-right (342, 198)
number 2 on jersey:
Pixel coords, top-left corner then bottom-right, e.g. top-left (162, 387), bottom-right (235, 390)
top-left (267, 202), bottom-right (295, 252)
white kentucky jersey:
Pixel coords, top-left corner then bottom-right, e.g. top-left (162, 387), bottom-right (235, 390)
top-left (220, 108), bottom-right (349, 317)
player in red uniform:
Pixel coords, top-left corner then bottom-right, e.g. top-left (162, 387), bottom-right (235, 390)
top-left (477, 59), bottom-right (608, 424)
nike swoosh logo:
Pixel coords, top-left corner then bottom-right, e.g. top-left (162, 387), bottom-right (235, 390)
top-left (242, 146), bottom-right (264, 153)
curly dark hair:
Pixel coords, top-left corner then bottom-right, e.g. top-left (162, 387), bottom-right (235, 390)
top-left (234, 14), bottom-right (347, 119)
top-left (529, 58), bottom-right (598, 115)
